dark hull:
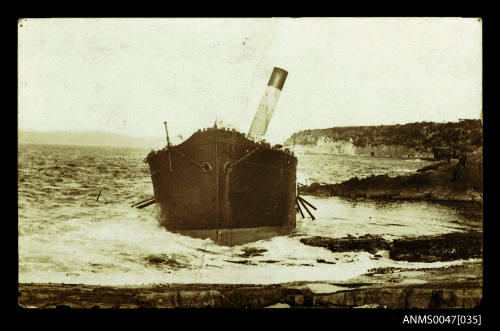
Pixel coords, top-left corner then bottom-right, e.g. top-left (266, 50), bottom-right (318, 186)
top-left (146, 128), bottom-right (297, 245)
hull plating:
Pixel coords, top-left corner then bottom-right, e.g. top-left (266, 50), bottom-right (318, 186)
top-left (146, 128), bottom-right (297, 244)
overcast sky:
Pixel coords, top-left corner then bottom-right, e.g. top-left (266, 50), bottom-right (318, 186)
top-left (18, 17), bottom-right (482, 144)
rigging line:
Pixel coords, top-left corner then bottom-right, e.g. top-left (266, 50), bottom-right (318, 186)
top-left (215, 127), bottom-right (220, 240)
top-left (230, 146), bottom-right (260, 168)
top-left (171, 147), bottom-right (205, 168)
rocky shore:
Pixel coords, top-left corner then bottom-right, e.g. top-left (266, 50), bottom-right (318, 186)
top-left (19, 279), bottom-right (481, 309)
top-left (300, 231), bottom-right (482, 263)
top-left (18, 231), bottom-right (483, 309)
top-left (299, 152), bottom-right (482, 203)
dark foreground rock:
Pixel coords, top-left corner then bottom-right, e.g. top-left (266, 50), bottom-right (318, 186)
top-left (300, 234), bottom-right (390, 254)
top-left (390, 231), bottom-right (483, 262)
top-left (18, 281), bottom-right (482, 309)
top-left (416, 161), bottom-right (449, 173)
top-left (300, 232), bottom-right (482, 263)
top-left (299, 153), bottom-right (482, 202)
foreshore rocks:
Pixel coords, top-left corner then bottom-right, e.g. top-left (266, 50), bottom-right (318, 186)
top-left (299, 153), bottom-right (482, 203)
top-left (300, 232), bottom-right (482, 262)
top-left (18, 232), bottom-right (483, 309)
top-left (389, 232), bottom-right (483, 262)
top-left (305, 284), bottom-right (482, 309)
top-left (18, 281), bottom-right (482, 309)
top-left (18, 233), bottom-right (483, 309)
top-left (300, 234), bottom-right (390, 254)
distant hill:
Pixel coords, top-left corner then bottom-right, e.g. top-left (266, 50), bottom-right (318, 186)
top-left (285, 120), bottom-right (482, 158)
top-left (18, 130), bottom-right (166, 149)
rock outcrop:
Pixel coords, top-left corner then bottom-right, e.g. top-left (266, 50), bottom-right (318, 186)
top-left (18, 281), bottom-right (482, 309)
top-left (299, 152), bottom-right (482, 203)
top-left (300, 234), bottom-right (390, 254)
top-left (300, 232), bottom-right (482, 263)
top-left (389, 232), bottom-right (483, 262)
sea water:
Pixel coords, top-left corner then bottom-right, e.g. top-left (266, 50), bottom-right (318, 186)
top-left (18, 144), bottom-right (482, 285)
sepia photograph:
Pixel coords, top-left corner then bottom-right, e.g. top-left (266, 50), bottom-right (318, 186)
top-left (18, 17), bottom-right (483, 314)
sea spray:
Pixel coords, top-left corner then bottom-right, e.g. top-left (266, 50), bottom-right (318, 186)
top-left (18, 144), bottom-right (482, 286)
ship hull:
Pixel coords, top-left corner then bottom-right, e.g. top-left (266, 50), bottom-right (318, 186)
top-left (146, 128), bottom-right (297, 246)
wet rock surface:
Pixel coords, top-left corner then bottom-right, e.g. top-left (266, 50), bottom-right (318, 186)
top-left (416, 161), bottom-right (449, 173)
top-left (299, 154), bottom-right (482, 203)
top-left (301, 235), bottom-right (390, 254)
top-left (389, 231), bottom-right (482, 262)
top-left (300, 232), bottom-right (482, 263)
top-left (237, 247), bottom-right (268, 258)
top-left (358, 261), bottom-right (482, 286)
top-left (18, 279), bottom-right (482, 309)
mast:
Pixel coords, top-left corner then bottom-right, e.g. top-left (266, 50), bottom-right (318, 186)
top-left (164, 121), bottom-right (171, 146)
top-left (247, 67), bottom-right (288, 139)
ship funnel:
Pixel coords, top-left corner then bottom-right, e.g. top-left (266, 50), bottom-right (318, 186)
top-left (247, 67), bottom-right (288, 139)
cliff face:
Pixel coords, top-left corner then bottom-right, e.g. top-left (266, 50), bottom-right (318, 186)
top-left (293, 138), bottom-right (434, 158)
top-left (286, 120), bottom-right (482, 158)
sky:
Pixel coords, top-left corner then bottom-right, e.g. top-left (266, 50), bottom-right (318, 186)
top-left (18, 17), bottom-right (482, 145)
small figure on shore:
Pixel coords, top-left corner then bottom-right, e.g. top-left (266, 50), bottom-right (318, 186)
top-left (452, 153), bottom-right (467, 182)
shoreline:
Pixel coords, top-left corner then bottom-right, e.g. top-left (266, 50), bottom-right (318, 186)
top-left (18, 273), bottom-right (482, 309)
top-left (19, 258), bottom-right (482, 309)
top-left (18, 219), bottom-right (483, 309)
top-left (299, 154), bottom-right (483, 203)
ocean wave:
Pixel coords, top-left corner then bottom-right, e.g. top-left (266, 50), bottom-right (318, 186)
top-left (18, 144), bottom-right (482, 285)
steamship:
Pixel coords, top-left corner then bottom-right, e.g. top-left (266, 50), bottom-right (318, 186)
top-left (143, 68), bottom-right (298, 246)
